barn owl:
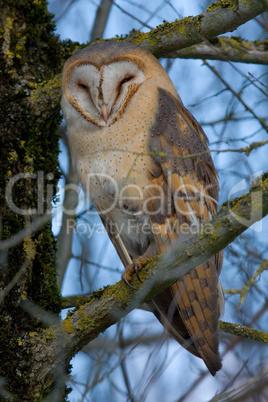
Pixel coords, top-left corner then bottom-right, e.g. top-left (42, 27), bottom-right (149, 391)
top-left (61, 41), bottom-right (224, 375)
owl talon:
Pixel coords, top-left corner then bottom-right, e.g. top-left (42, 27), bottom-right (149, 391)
top-left (122, 257), bottom-right (146, 288)
top-left (134, 263), bottom-right (142, 282)
top-left (122, 276), bottom-right (137, 290)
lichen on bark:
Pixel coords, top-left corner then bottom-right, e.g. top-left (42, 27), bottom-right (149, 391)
top-left (0, 0), bottom-right (67, 398)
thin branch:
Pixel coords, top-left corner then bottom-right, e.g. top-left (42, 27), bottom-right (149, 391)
top-left (204, 60), bottom-right (268, 133)
top-left (111, 0), bottom-right (153, 29)
top-left (82, 332), bottom-right (165, 352)
top-left (219, 321), bottom-right (268, 344)
top-left (225, 259), bottom-right (268, 304)
top-left (54, 0), bottom-right (77, 23)
top-left (72, 255), bottom-right (122, 273)
top-left (119, 329), bottom-right (135, 402)
top-left (249, 71), bottom-right (268, 90)
top-left (167, 38), bottom-right (268, 65)
top-left (212, 141), bottom-right (268, 156)
top-left (61, 295), bottom-right (92, 309)
top-left (209, 369), bottom-right (268, 401)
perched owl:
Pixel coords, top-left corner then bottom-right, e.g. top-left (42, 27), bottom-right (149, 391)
top-left (61, 41), bottom-right (224, 375)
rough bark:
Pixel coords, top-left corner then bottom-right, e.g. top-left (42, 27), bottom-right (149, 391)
top-left (0, 0), bottom-right (75, 399)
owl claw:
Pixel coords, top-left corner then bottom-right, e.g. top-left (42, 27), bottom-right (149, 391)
top-left (122, 256), bottom-right (147, 288)
top-left (134, 262), bottom-right (142, 282)
top-left (122, 276), bottom-right (137, 290)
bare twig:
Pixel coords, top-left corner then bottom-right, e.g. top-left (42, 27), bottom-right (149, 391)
top-left (203, 60), bottom-right (268, 133)
top-left (111, 0), bottom-right (153, 29)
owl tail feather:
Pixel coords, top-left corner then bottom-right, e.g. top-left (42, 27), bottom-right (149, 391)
top-left (172, 277), bottom-right (222, 376)
top-left (148, 262), bottom-right (222, 376)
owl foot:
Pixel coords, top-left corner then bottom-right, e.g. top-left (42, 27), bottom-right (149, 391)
top-left (122, 256), bottom-right (147, 288)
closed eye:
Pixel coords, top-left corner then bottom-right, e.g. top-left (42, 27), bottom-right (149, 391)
top-left (77, 82), bottom-right (88, 90)
top-left (120, 76), bottom-right (133, 85)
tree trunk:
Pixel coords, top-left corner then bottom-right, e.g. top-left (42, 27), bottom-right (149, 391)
top-left (0, 1), bottom-right (67, 399)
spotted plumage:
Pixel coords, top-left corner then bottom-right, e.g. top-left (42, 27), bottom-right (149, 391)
top-left (61, 41), bottom-right (224, 375)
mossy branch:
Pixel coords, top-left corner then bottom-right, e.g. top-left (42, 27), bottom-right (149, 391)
top-left (220, 321), bottom-right (268, 344)
top-left (24, 172), bottom-right (268, 394)
top-left (116, 0), bottom-right (266, 58)
top-left (167, 37), bottom-right (268, 65)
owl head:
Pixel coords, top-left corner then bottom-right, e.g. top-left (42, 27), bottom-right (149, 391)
top-left (61, 41), bottom-right (177, 127)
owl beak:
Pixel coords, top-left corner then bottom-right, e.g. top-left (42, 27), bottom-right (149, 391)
top-left (101, 103), bottom-right (109, 123)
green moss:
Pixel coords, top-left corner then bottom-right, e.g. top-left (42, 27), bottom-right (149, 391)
top-left (92, 288), bottom-right (105, 299)
top-left (78, 306), bottom-right (95, 331)
top-left (103, 282), bottom-right (132, 308)
top-left (29, 331), bottom-right (38, 337)
top-left (29, 227), bottom-right (61, 313)
top-left (120, 15), bottom-right (203, 53)
top-left (200, 222), bottom-right (219, 243)
top-left (207, 0), bottom-right (237, 12)
top-left (241, 0), bottom-right (251, 8)
top-left (0, 0), bottom-right (65, 398)
top-left (255, 259), bottom-right (268, 277)
top-left (43, 327), bottom-right (57, 344)
top-left (61, 294), bottom-right (94, 308)
top-left (61, 319), bottom-right (74, 334)
top-left (143, 16), bottom-right (203, 49)
top-left (30, 74), bottom-right (62, 102)
top-left (214, 220), bottom-right (222, 229)
top-left (220, 321), bottom-right (268, 344)
top-left (23, 236), bottom-right (36, 261)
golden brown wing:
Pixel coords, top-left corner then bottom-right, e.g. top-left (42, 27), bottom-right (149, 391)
top-left (147, 88), bottom-right (223, 375)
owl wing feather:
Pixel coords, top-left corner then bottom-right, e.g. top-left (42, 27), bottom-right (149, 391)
top-left (146, 88), bottom-right (223, 375)
top-left (99, 216), bottom-right (133, 267)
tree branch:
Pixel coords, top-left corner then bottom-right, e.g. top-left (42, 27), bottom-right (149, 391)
top-left (90, 0), bottom-right (113, 41)
top-left (220, 321), bottom-right (268, 344)
top-left (22, 172), bottom-right (268, 394)
top-left (121, 0), bottom-right (266, 57)
top-left (167, 38), bottom-right (268, 65)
